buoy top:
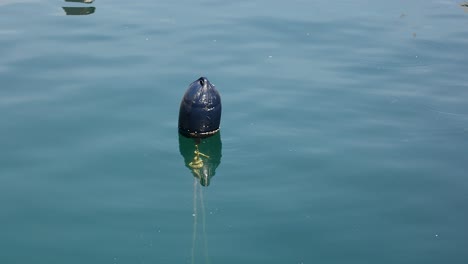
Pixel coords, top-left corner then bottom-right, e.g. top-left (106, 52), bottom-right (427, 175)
top-left (182, 77), bottom-right (220, 108)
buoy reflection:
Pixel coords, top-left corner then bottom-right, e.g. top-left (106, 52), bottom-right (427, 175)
top-left (179, 132), bottom-right (222, 263)
top-left (178, 132), bottom-right (222, 187)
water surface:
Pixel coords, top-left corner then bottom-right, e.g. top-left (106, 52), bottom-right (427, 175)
top-left (1, 0), bottom-right (468, 263)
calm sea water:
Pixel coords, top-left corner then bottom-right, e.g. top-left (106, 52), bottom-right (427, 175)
top-left (1, 0), bottom-right (468, 263)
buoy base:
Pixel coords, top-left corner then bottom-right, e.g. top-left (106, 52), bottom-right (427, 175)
top-left (178, 128), bottom-right (220, 139)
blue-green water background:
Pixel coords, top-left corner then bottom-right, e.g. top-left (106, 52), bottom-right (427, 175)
top-left (1, 0), bottom-right (468, 263)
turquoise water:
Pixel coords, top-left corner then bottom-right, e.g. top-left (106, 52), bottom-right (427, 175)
top-left (1, 0), bottom-right (468, 263)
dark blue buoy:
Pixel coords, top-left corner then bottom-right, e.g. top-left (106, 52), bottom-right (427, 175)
top-left (178, 77), bottom-right (222, 138)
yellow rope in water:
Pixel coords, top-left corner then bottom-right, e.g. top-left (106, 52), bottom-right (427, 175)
top-left (190, 144), bottom-right (211, 263)
top-left (191, 178), bottom-right (198, 264)
top-left (199, 186), bottom-right (210, 264)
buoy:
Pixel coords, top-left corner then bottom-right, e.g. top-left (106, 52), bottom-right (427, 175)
top-left (178, 77), bottom-right (222, 138)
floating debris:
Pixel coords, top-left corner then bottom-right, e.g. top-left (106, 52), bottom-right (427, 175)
top-left (461, 2), bottom-right (468, 13)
